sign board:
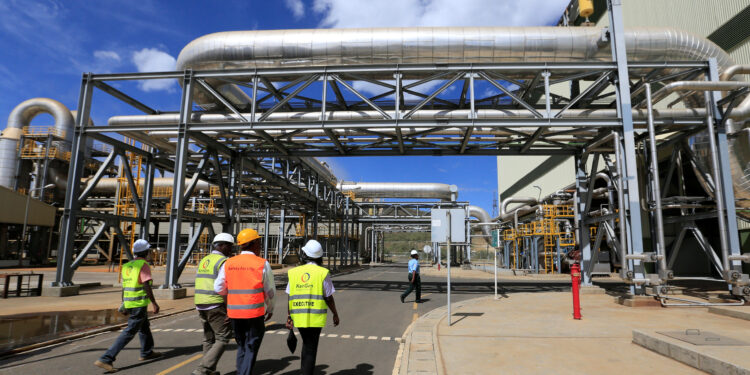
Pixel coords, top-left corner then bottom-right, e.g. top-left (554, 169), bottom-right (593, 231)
top-left (431, 208), bottom-right (466, 243)
top-left (491, 229), bottom-right (501, 248)
top-left (423, 245), bottom-right (432, 254)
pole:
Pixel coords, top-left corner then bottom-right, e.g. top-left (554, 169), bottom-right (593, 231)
top-left (494, 247), bottom-right (498, 299)
top-left (447, 210), bottom-right (452, 326)
top-left (20, 190), bottom-right (31, 266)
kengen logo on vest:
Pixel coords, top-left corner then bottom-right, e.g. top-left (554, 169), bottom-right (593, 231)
top-left (202, 259), bottom-right (210, 270)
top-left (301, 272), bottom-right (311, 282)
top-left (124, 267), bottom-right (132, 277)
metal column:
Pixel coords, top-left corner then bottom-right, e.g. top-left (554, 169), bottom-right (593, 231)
top-left (164, 70), bottom-right (194, 289)
top-left (608, 0), bottom-right (646, 293)
top-left (53, 73), bottom-right (94, 287)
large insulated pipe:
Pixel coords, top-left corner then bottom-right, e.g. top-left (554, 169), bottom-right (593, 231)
top-left (468, 205), bottom-right (493, 244)
top-left (501, 197), bottom-right (538, 216)
top-left (81, 177), bottom-right (211, 194)
top-left (336, 181), bottom-right (458, 201)
top-left (1, 98), bottom-right (75, 188)
top-left (176, 27), bottom-right (733, 108)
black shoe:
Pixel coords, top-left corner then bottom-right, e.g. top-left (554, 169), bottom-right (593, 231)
top-left (400, 295), bottom-right (405, 303)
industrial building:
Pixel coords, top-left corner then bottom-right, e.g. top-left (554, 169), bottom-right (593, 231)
top-left (0, 0), bottom-right (747, 308)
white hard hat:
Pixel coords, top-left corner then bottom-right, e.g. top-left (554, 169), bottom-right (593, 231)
top-left (410, 249), bottom-right (418, 256)
top-left (302, 240), bottom-right (323, 258)
top-left (133, 239), bottom-right (151, 254)
top-left (213, 233), bottom-right (234, 244)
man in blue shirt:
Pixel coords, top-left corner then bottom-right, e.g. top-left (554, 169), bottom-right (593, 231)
top-left (400, 250), bottom-right (421, 303)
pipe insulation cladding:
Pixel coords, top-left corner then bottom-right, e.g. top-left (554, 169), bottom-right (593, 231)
top-left (1, 98), bottom-right (74, 189)
top-left (172, 26), bottom-right (750, 218)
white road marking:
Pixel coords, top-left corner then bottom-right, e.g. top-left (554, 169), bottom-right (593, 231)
top-left (154, 328), bottom-right (397, 343)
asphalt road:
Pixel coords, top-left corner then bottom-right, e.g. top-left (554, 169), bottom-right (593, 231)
top-left (0, 264), bottom-right (560, 375)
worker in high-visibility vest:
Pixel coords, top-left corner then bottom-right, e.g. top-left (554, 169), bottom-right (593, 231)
top-left (285, 240), bottom-right (340, 375)
top-left (95, 239), bottom-right (162, 373)
top-left (192, 232), bottom-right (234, 375)
top-left (214, 228), bottom-right (275, 375)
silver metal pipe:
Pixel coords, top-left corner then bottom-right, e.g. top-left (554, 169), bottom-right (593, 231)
top-left (642, 81), bottom-right (750, 108)
top-left (336, 181), bottom-right (458, 201)
top-left (646, 84), bottom-right (667, 273)
top-left (1, 98), bottom-right (75, 188)
top-left (501, 197), bottom-right (538, 216)
top-left (108, 108), bottom-right (708, 127)
top-left (719, 64), bottom-right (750, 81)
top-left (468, 205), bottom-right (492, 245)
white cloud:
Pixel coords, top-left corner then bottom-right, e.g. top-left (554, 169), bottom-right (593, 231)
top-left (312, 0), bottom-right (569, 28)
top-left (94, 50), bottom-right (121, 61)
top-left (132, 48), bottom-right (177, 92)
top-left (284, 0), bottom-right (305, 19)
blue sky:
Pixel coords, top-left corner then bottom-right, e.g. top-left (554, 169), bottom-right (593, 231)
top-left (0, 0), bottom-right (569, 215)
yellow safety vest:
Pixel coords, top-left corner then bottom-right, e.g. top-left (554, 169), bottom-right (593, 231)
top-left (194, 253), bottom-right (228, 305)
top-left (122, 259), bottom-right (150, 308)
top-left (288, 264), bottom-right (329, 328)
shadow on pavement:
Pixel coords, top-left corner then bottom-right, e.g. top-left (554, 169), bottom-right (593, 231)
top-left (328, 363), bottom-right (375, 375)
top-left (332, 280), bottom-right (570, 294)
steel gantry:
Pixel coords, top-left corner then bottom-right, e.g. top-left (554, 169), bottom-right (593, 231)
top-left (51, 1), bottom-right (748, 298)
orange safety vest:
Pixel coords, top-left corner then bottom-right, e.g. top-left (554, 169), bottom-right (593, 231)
top-left (225, 253), bottom-right (267, 319)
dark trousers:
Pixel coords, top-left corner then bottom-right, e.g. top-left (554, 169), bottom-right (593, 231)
top-left (401, 273), bottom-right (421, 301)
top-left (100, 306), bottom-right (154, 364)
top-left (298, 327), bottom-right (322, 375)
top-left (196, 306), bottom-right (233, 374)
top-left (232, 316), bottom-right (266, 375)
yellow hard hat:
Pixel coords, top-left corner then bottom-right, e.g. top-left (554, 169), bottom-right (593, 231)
top-left (237, 228), bottom-right (260, 245)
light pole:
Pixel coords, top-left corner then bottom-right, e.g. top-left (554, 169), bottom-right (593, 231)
top-left (20, 183), bottom-right (55, 265)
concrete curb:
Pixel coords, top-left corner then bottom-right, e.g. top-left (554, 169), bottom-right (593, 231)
top-left (0, 307), bottom-right (195, 359)
top-left (396, 296), bottom-right (490, 375)
top-left (633, 330), bottom-right (750, 375)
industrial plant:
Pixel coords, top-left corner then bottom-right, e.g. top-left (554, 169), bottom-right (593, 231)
top-left (1, 0), bottom-right (749, 374)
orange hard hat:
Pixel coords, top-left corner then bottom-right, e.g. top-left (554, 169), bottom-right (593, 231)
top-left (237, 228), bottom-right (261, 245)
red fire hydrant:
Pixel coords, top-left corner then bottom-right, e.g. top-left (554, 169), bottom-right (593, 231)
top-left (570, 263), bottom-right (582, 320)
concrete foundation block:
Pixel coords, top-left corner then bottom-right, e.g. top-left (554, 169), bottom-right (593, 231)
top-left (152, 287), bottom-right (187, 300)
top-left (633, 330), bottom-right (750, 375)
top-left (42, 285), bottom-right (80, 297)
top-left (615, 295), bottom-right (661, 307)
top-left (579, 285), bottom-right (606, 295)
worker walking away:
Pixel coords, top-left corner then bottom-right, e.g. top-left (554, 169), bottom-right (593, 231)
top-left (192, 233), bottom-right (235, 375)
top-left (95, 239), bottom-right (162, 373)
top-left (214, 228), bottom-right (275, 375)
top-left (400, 249), bottom-right (421, 303)
top-left (285, 240), bottom-right (340, 375)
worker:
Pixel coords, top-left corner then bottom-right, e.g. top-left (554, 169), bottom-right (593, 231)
top-left (214, 228), bottom-right (275, 375)
top-left (400, 249), bottom-right (421, 303)
top-left (94, 239), bottom-right (162, 373)
top-left (192, 233), bottom-right (235, 375)
top-left (285, 240), bottom-right (340, 375)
